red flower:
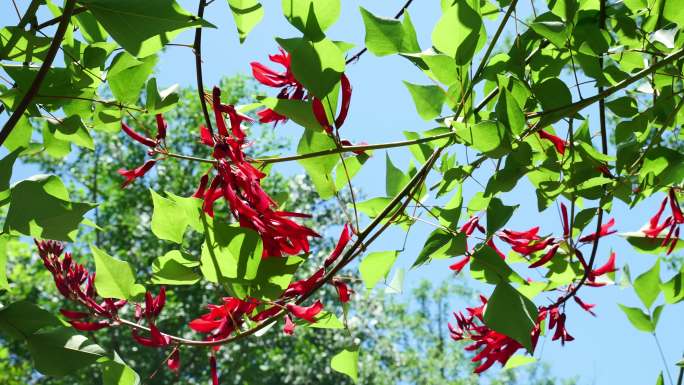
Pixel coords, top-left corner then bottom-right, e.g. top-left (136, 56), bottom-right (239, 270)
top-left (449, 296), bottom-right (540, 374)
top-left (198, 87), bottom-right (319, 257)
top-left (332, 279), bottom-right (351, 303)
top-left (210, 354), bottom-right (219, 385)
top-left (167, 349), bottom-right (180, 373)
top-left (573, 296), bottom-right (596, 316)
top-left (189, 297), bottom-right (257, 341)
top-left (578, 218), bottom-right (616, 243)
top-left (538, 129), bottom-right (567, 155)
top-left (669, 189), bottom-right (684, 223)
top-left (251, 48), bottom-right (305, 124)
top-left (284, 268), bottom-right (324, 297)
top-left (312, 74), bottom-right (353, 133)
top-left (528, 243), bottom-right (560, 268)
top-left (449, 256), bottom-right (471, 273)
top-left (283, 315), bottom-right (296, 335)
top-left (324, 224), bottom-right (351, 267)
top-left (36, 240), bottom-right (124, 322)
top-left (155, 114), bottom-right (167, 141)
top-left (118, 159), bottom-right (157, 188)
top-left (70, 320), bottom-right (110, 331)
top-left (560, 202), bottom-right (570, 238)
top-left (121, 121), bottom-right (156, 148)
top-left (586, 251), bottom-right (617, 286)
top-left (286, 300), bottom-right (323, 323)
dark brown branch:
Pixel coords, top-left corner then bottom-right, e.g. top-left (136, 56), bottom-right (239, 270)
top-left (0, 0), bottom-right (77, 146)
top-left (194, 0), bottom-right (214, 135)
top-left (33, 6), bottom-right (86, 31)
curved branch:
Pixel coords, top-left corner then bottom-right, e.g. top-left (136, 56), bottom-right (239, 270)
top-left (193, 0), bottom-right (214, 135)
top-left (0, 0), bottom-right (77, 146)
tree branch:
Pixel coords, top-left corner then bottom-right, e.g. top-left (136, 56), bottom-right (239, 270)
top-left (193, 0), bottom-right (214, 135)
top-left (0, 0), bottom-right (77, 146)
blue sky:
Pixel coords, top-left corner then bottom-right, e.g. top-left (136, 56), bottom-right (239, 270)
top-left (2, 0), bottom-right (683, 384)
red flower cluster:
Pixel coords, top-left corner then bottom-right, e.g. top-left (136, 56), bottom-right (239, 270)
top-left (252, 48), bottom-right (352, 133)
top-left (641, 188), bottom-right (683, 254)
top-left (189, 297), bottom-right (258, 343)
top-left (194, 87), bottom-right (319, 258)
top-left (251, 48), bottom-right (304, 124)
top-left (448, 295), bottom-right (539, 373)
top-left (37, 240), bottom-right (125, 331)
top-left (450, 295), bottom-right (585, 373)
top-left (118, 114), bottom-right (168, 187)
top-left (131, 287), bottom-right (169, 348)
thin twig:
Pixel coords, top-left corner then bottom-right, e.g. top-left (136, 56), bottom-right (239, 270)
top-left (33, 6), bottom-right (86, 30)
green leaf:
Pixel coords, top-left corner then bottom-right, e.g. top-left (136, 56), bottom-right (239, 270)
top-left (102, 360), bottom-right (140, 385)
top-left (80, 0), bottom-right (215, 57)
top-left (241, 256), bottom-right (305, 300)
top-left (145, 78), bottom-right (179, 114)
top-left (0, 301), bottom-right (63, 340)
top-left (200, 221), bottom-right (263, 283)
top-left (384, 268), bottom-right (405, 294)
top-left (297, 129), bottom-right (339, 199)
top-left (530, 16), bottom-right (570, 49)
top-left (470, 244), bottom-right (525, 285)
top-left (360, 251), bottom-right (399, 289)
top-left (0, 235), bottom-right (8, 291)
top-left (617, 304), bottom-right (654, 332)
top-left (3, 175), bottom-right (96, 241)
top-left (655, 372), bottom-right (664, 385)
top-left (533, 77), bottom-right (572, 112)
top-left (431, 1), bottom-right (482, 65)
top-left (359, 7), bottom-right (420, 56)
top-left (496, 88), bottom-right (525, 136)
top-left (661, 270), bottom-right (684, 304)
top-left (385, 153), bottom-right (409, 196)
top-left (403, 81), bottom-right (446, 121)
top-left (47, 115), bottom-right (94, 150)
top-left (330, 347), bottom-right (359, 382)
top-left (0, 27), bottom-right (51, 63)
top-left (26, 327), bottom-right (106, 377)
top-left (486, 198), bottom-right (518, 236)
top-left (151, 250), bottom-right (200, 285)
top-left (150, 190), bottom-right (202, 243)
top-left (652, 304), bottom-right (665, 328)
top-left (277, 37), bottom-right (345, 99)
top-left (92, 245), bottom-right (145, 300)
top-left (454, 121), bottom-right (511, 158)
top-left (309, 311), bottom-right (344, 329)
top-left (503, 354), bottom-right (536, 370)
top-left (108, 52), bottom-right (157, 104)
top-left (356, 197), bottom-right (393, 218)
top-left (484, 281), bottom-right (538, 351)
top-left (413, 230), bottom-right (466, 267)
top-left (633, 259), bottom-right (661, 309)
top-left (282, 0), bottom-right (340, 38)
top-left (260, 97), bottom-right (320, 131)
top-left (228, 0), bottom-right (264, 43)
top-left (0, 148), bottom-right (20, 204)
top-left (664, 0), bottom-right (684, 27)
top-left (3, 114), bottom-right (32, 151)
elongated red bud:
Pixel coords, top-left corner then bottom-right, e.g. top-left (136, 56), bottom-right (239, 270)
top-left (312, 98), bottom-right (332, 134)
top-left (286, 300), bottom-right (323, 323)
top-left (193, 174), bottom-right (209, 199)
top-left (155, 114), bottom-right (167, 141)
top-left (167, 348), bottom-right (180, 373)
top-left (335, 74), bottom-right (352, 128)
top-left (70, 320), bottom-right (110, 331)
top-left (324, 224), bottom-right (351, 267)
top-left (666, 228), bottom-right (680, 255)
top-left (332, 279), bottom-right (351, 303)
top-left (283, 315), bottom-right (295, 335)
top-left (528, 243), bottom-right (560, 268)
top-left (153, 287), bottom-right (166, 317)
top-left (210, 355), bottom-right (219, 385)
top-left (538, 129), bottom-right (567, 155)
top-left (561, 203), bottom-right (570, 238)
top-left (121, 121), bottom-right (157, 147)
top-left (669, 189), bottom-right (684, 223)
top-left (60, 309), bottom-right (89, 320)
top-left (212, 87), bottom-right (229, 137)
